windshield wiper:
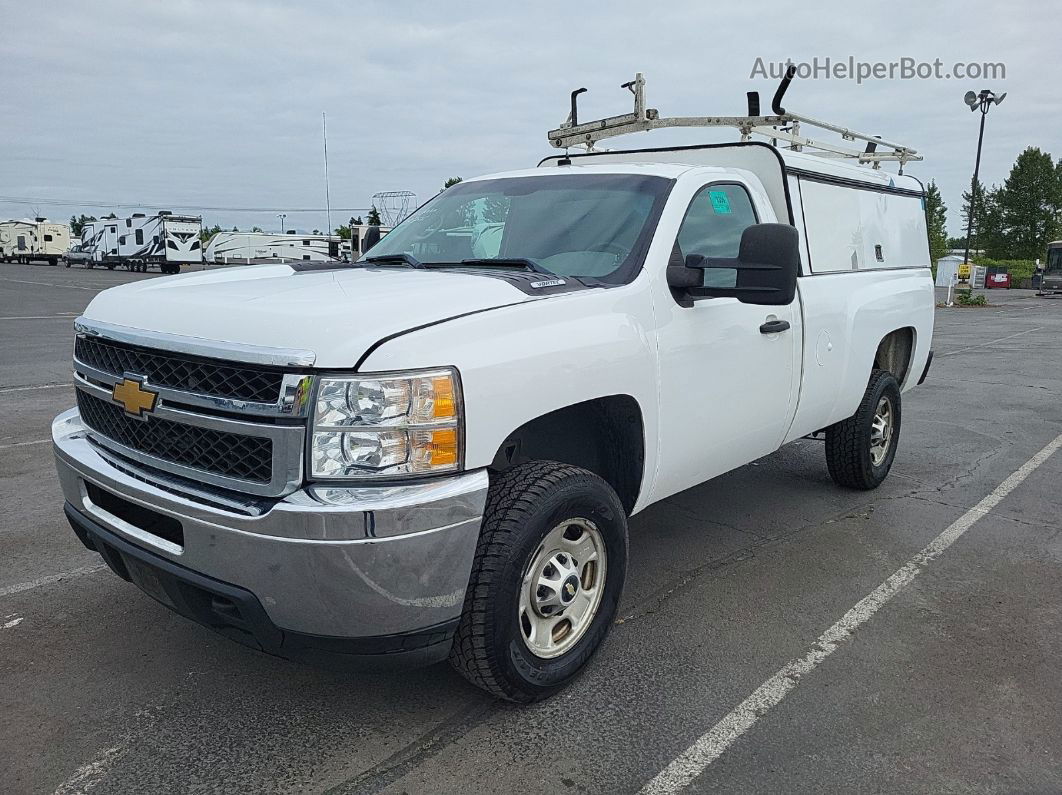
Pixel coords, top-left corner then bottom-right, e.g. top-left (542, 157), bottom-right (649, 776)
top-left (456, 257), bottom-right (555, 275)
top-left (362, 252), bottom-right (425, 269)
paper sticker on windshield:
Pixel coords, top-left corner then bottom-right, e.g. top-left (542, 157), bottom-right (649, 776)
top-left (708, 190), bottom-right (732, 214)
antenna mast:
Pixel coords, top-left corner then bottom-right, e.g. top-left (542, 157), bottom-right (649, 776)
top-left (322, 112), bottom-right (332, 235)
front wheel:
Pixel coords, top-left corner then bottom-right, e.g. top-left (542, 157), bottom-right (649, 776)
top-left (450, 461), bottom-right (628, 702)
top-left (825, 369), bottom-right (902, 490)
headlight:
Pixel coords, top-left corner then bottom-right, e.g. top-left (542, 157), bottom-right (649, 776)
top-left (310, 368), bottom-right (461, 479)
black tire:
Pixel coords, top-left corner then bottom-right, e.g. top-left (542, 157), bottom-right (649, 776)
top-left (106, 263), bottom-right (115, 270)
top-left (825, 369), bottom-right (902, 490)
top-left (450, 461), bottom-right (628, 702)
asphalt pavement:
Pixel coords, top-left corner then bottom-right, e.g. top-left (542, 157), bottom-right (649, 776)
top-left (1, 262), bottom-right (1060, 794)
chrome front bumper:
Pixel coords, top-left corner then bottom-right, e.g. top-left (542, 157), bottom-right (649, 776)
top-left (53, 408), bottom-right (487, 648)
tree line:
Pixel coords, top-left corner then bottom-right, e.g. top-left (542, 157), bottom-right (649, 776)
top-left (923, 146), bottom-right (1062, 263)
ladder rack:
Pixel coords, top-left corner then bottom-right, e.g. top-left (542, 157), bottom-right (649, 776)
top-left (547, 72), bottom-right (922, 173)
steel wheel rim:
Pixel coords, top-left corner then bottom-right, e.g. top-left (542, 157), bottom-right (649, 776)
top-left (518, 517), bottom-right (607, 660)
top-left (870, 396), bottom-right (894, 466)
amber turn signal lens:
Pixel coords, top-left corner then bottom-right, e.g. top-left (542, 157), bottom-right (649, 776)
top-left (427, 427), bottom-right (458, 466)
top-left (431, 376), bottom-right (457, 420)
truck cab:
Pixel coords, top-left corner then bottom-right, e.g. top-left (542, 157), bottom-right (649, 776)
top-left (52, 74), bottom-right (934, 702)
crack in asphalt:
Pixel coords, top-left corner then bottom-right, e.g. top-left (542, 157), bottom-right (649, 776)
top-left (613, 490), bottom-right (919, 627)
top-left (322, 698), bottom-right (499, 795)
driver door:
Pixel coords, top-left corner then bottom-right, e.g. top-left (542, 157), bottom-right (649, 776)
top-left (652, 181), bottom-right (800, 502)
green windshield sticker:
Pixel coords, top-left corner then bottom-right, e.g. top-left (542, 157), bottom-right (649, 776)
top-left (708, 190), bottom-right (732, 214)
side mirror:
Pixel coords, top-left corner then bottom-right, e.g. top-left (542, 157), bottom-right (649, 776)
top-left (666, 223), bottom-right (800, 306)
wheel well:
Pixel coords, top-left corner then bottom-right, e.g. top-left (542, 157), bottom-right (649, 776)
top-left (489, 395), bottom-right (644, 515)
top-left (874, 327), bottom-right (915, 385)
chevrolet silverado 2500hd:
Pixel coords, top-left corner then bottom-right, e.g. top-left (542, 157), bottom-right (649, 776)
top-left (53, 75), bottom-right (934, 702)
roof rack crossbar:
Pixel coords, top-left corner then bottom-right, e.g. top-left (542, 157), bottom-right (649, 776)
top-left (547, 72), bottom-right (922, 172)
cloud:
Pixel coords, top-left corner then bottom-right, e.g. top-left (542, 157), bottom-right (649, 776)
top-left (1, 0), bottom-right (1052, 237)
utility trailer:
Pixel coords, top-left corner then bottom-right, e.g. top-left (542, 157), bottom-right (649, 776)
top-left (0, 218), bottom-right (71, 265)
top-left (81, 213), bottom-right (202, 273)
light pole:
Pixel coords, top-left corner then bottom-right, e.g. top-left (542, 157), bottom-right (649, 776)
top-left (277, 213), bottom-right (287, 233)
top-left (962, 89), bottom-right (1006, 266)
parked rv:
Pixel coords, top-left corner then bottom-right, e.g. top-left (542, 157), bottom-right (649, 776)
top-left (204, 231), bottom-right (348, 264)
top-left (53, 72), bottom-right (934, 702)
top-left (0, 218), bottom-right (70, 265)
top-left (351, 224), bottom-right (391, 258)
top-left (81, 213), bottom-right (202, 273)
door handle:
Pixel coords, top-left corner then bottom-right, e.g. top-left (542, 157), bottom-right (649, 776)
top-left (759, 319), bottom-right (791, 334)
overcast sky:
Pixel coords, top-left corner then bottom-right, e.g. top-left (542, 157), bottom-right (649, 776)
top-left (1, 1), bottom-right (1052, 237)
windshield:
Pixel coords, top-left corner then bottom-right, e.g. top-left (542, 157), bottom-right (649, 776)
top-left (1047, 245), bottom-right (1062, 273)
top-left (360, 174), bottom-right (672, 282)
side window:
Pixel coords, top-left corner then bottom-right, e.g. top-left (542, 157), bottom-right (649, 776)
top-left (135, 229), bottom-right (144, 245)
top-left (675, 183), bottom-right (758, 288)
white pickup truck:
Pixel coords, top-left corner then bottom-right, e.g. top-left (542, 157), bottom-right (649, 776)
top-left (53, 78), bottom-right (934, 702)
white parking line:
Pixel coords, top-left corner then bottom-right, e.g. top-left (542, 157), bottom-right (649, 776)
top-left (0, 277), bottom-right (100, 292)
top-left (938, 326), bottom-right (1043, 357)
top-left (0, 382), bottom-right (72, 394)
top-left (53, 744), bottom-right (127, 795)
top-left (0, 565), bottom-right (106, 599)
top-left (0, 439), bottom-right (51, 450)
top-left (641, 431), bottom-right (1062, 794)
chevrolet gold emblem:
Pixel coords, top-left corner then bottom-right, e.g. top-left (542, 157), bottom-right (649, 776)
top-left (112, 376), bottom-right (159, 418)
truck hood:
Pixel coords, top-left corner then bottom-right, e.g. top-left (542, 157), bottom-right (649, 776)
top-left (81, 264), bottom-right (534, 367)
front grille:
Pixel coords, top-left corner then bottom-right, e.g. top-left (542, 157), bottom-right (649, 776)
top-left (75, 336), bottom-right (284, 403)
top-left (77, 390), bottom-right (273, 483)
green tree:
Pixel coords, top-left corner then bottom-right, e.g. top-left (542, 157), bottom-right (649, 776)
top-left (231, 226), bottom-right (240, 232)
top-left (200, 223), bottom-right (223, 244)
top-left (923, 181), bottom-right (948, 263)
top-left (69, 214), bottom-right (98, 236)
top-left (994, 147), bottom-right (1062, 258)
top-left (334, 224), bottom-right (352, 240)
top-left (251, 226), bottom-right (263, 233)
top-left (367, 206), bottom-right (382, 226)
top-left (960, 178), bottom-right (986, 247)
top-left (976, 188), bottom-right (1008, 258)
top-left (442, 177), bottom-right (463, 192)
top-left (352, 216), bottom-right (363, 226)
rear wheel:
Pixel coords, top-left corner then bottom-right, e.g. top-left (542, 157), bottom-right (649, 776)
top-left (825, 369), bottom-right (901, 490)
top-left (450, 461), bottom-right (628, 702)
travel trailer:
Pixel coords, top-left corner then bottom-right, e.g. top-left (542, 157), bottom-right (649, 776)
top-left (81, 213), bottom-right (202, 273)
top-left (204, 227), bottom-right (390, 264)
top-left (54, 69), bottom-right (934, 702)
top-left (0, 218), bottom-right (70, 265)
top-left (204, 231), bottom-right (346, 263)
top-left (351, 224), bottom-right (391, 258)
